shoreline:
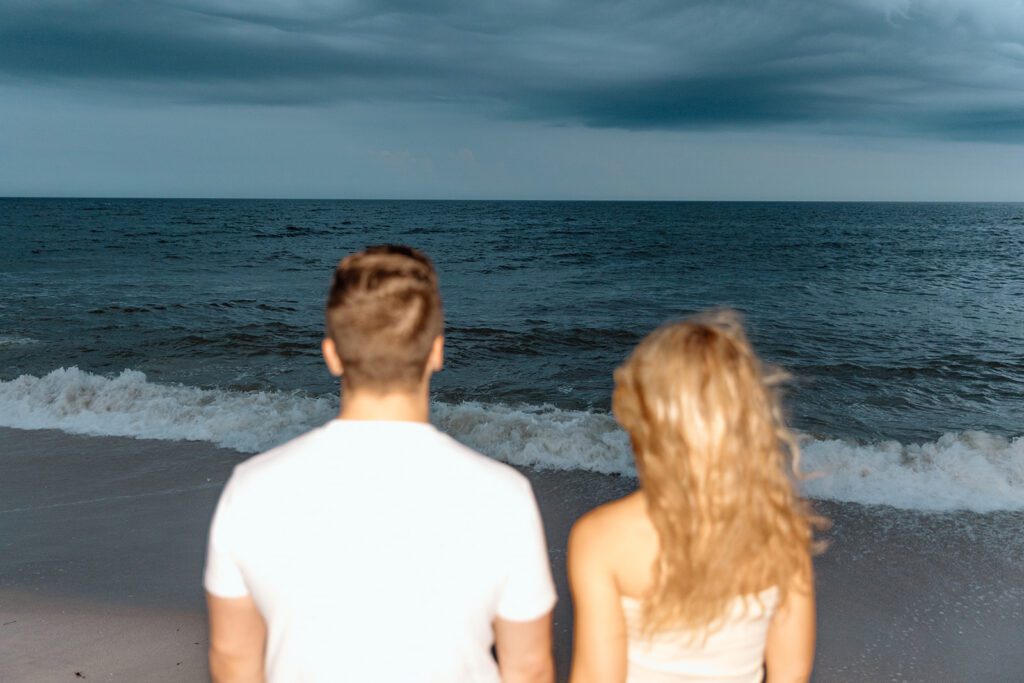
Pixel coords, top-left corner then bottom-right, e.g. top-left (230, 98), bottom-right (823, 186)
top-left (2, 426), bottom-right (1022, 681)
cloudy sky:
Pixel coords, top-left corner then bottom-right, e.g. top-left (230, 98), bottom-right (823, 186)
top-left (1, 0), bottom-right (1022, 199)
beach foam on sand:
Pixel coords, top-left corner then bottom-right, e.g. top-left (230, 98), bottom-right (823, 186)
top-left (1, 427), bottom-right (1021, 681)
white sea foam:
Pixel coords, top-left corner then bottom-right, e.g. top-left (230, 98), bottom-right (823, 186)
top-left (1, 367), bottom-right (1021, 513)
top-left (433, 401), bottom-right (633, 475)
top-left (0, 367), bottom-right (336, 453)
top-left (799, 433), bottom-right (1024, 513)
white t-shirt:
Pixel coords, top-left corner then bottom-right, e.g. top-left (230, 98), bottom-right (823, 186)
top-left (204, 419), bottom-right (557, 683)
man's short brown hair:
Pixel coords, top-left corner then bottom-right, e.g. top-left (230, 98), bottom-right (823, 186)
top-left (325, 245), bottom-right (444, 392)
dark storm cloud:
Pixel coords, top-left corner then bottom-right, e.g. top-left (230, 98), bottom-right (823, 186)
top-left (2, 0), bottom-right (1023, 139)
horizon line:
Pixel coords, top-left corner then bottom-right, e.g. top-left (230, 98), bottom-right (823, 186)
top-left (2, 195), bottom-right (1023, 204)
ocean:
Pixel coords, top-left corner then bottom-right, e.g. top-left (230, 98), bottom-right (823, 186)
top-left (1, 198), bottom-right (1022, 513)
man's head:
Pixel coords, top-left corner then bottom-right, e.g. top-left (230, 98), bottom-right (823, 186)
top-left (323, 245), bottom-right (444, 394)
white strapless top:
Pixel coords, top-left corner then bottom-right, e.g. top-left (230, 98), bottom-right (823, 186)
top-left (622, 588), bottom-right (778, 683)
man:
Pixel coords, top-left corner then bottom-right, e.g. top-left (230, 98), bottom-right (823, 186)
top-left (205, 245), bottom-right (556, 682)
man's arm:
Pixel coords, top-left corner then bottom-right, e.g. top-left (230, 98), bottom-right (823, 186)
top-left (494, 611), bottom-right (555, 683)
top-left (493, 477), bottom-right (558, 682)
top-left (207, 592), bottom-right (267, 683)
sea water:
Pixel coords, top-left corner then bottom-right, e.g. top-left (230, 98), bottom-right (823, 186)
top-left (1, 199), bottom-right (1022, 512)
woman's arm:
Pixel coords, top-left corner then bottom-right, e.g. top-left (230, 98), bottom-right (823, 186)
top-left (764, 564), bottom-right (816, 683)
top-left (567, 513), bottom-right (628, 683)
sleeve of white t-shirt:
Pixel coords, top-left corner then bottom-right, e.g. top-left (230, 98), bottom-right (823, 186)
top-left (495, 478), bottom-right (557, 621)
top-left (204, 472), bottom-right (250, 598)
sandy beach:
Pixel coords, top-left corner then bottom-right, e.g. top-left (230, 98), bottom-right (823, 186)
top-left (2, 426), bottom-right (1022, 682)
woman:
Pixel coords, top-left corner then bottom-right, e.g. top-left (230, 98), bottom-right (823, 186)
top-left (569, 311), bottom-right (825, 683)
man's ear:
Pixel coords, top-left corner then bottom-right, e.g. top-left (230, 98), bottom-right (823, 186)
top-left (428, 335), bottom-right (444, 373)
top-left (322, 338), bottom-right (343, 377)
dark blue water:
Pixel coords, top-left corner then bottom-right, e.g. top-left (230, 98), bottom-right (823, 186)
top-left (2, 198), bottom-right (1023, 444)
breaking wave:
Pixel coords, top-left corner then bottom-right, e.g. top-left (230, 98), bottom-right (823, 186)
top-left (1, 367), bottom-right (1021, 513)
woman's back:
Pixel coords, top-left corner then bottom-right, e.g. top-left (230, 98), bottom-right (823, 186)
top-left (570, 492), bottom-right (782, 683)
top-left (621, 591), bottom-right (776, 683)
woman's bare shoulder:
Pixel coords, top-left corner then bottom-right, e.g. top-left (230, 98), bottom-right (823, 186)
top-left (569, 491), bottom-right (658, 597)
top-left (571, 491), bottom-right (649, 549)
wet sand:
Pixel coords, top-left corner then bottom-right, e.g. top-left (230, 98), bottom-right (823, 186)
top-left (1, 426), bottom-right (1021, 681)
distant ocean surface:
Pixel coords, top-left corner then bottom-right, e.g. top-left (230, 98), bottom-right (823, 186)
top-left (1, 199), bottom-right (1022, 512)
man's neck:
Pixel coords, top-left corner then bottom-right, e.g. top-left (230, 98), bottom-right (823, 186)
top-left (337, 385), bottom-right (431, 423)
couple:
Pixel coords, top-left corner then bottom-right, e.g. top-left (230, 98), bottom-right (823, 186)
top-left (204, 245), bottom-right (822, 683)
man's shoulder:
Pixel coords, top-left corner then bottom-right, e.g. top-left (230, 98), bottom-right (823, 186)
top-left (227, 424), bottom-right (333, 490)
top-left (225, 421), bottom-right (532, 499)
top-left (429, 430), bottom-right (534, 497)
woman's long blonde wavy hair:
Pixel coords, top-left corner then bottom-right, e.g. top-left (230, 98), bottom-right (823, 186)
top-left (613, 310), bottom-right (825, 637)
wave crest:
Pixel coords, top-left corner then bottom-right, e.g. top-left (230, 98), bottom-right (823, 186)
top-left (1, 367), bottom-right (1021, 513)
top-left (0, 335), bottom-right (39, 347)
